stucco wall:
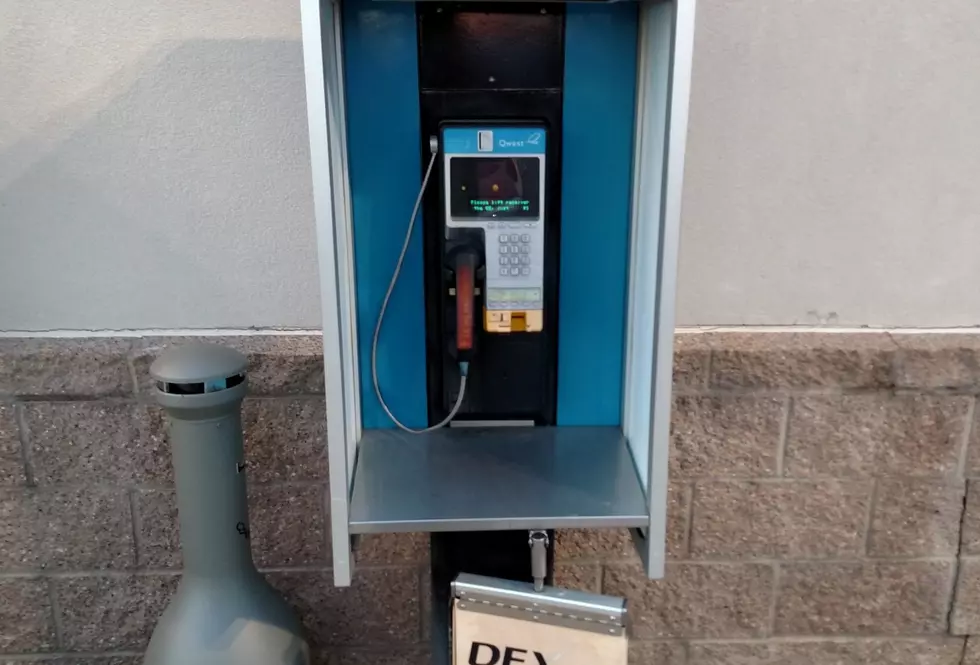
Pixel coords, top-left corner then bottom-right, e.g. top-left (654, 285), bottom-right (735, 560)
top-left (0, 0), bottom-right (318, 330)
top-left (677, 0), bottom-right (980, 326)
top-left (2, 0), bottom-right (979, 330)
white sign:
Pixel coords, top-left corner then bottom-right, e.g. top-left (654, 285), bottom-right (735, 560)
top-left (453, 601), bottom-right (628, 665)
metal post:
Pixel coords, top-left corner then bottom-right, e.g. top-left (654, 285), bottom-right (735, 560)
top-left (529, 531), bottom-right (549, 592)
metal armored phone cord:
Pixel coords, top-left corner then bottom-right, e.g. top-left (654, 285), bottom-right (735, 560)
top-left (371, 138), bottom-right (469, 433)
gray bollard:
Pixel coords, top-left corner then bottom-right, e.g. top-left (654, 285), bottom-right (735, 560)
top-left (143, 343), bottom-right (310, 665)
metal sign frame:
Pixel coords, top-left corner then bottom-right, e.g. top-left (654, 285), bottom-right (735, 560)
top-left (300, 0), bottom-right (696, 587)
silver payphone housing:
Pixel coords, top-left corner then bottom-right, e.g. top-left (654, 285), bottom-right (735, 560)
top-left (443, 126), bottom-right (548, 331)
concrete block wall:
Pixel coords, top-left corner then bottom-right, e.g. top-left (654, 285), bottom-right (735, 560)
top-left (3, 333), bottom-right (980, 664)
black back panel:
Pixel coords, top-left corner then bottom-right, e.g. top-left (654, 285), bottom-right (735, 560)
top-left (418, 6), bottom-right (563, 90)
top-left (418, 3), bottom-right (564, 425)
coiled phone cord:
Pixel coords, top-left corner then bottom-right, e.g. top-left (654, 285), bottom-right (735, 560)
top-left (371, 142), bottom-right (469, 433)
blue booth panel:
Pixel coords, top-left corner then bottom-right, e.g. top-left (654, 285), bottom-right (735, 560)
top-left (343, 0), bottom-right (638, 428)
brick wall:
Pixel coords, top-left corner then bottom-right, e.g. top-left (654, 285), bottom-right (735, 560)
top-left (2, 333), bottom-right (980, 665)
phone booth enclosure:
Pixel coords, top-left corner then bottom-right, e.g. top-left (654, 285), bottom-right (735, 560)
top-left (299, 0), bottom-right (695, 587)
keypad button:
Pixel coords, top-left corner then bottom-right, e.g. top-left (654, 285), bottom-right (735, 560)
top-left (510, 256), bottom-right (520, 265)
top-left (499, 257), bottom-right (508, 266)
top-left (499, 233), bottom-right (508, 242)
top-left (521, 267), bottom-right (530, 276)
top-left (521, 234), bottom-right (530, 242)
top-left (509, 234), bottom-right (520, 242)
top-left (520, 256), bottom-right (530, 265)
top-left (520, 245), bottom-right (529, 254)
top-left (510, 267), bottom-right (519, 276)
top-left (499, 246), bottom-right (507, 254)
top-left (499, 267), bottom-right (509, 276)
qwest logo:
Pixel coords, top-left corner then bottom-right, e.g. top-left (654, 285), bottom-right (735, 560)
top-left (498, 139), bottom-right (525, 149)
top-left (468, 641), bottom-right (547, 665)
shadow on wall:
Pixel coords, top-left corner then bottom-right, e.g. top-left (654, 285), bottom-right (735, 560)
top-left (0, 39), bottom-right (319, 330)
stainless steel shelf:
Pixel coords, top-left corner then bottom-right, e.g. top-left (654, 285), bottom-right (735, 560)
top-left (348, 426), bottom-right (648, 533)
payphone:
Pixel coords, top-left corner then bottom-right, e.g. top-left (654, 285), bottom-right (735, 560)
top-left (444, 126), bottom-right (547, 329)
top-left (376, 121), bottom-right (558, 429)
top-left (442, 126), bottom-right (547, 334)
top-left (429, 125), bottom-right (556, 425)
top-left (372, 124), bottom-right (553, 431)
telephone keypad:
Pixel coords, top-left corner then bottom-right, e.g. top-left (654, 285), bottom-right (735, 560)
top-left (493, 229), bottom-right (536, 283)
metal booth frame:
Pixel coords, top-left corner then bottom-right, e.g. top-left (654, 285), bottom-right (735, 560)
top-left (299, 0), bottom-right (696, 587)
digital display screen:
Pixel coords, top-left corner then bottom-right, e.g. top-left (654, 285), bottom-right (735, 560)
top-left (449, 157), bottom-right (540, 219)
